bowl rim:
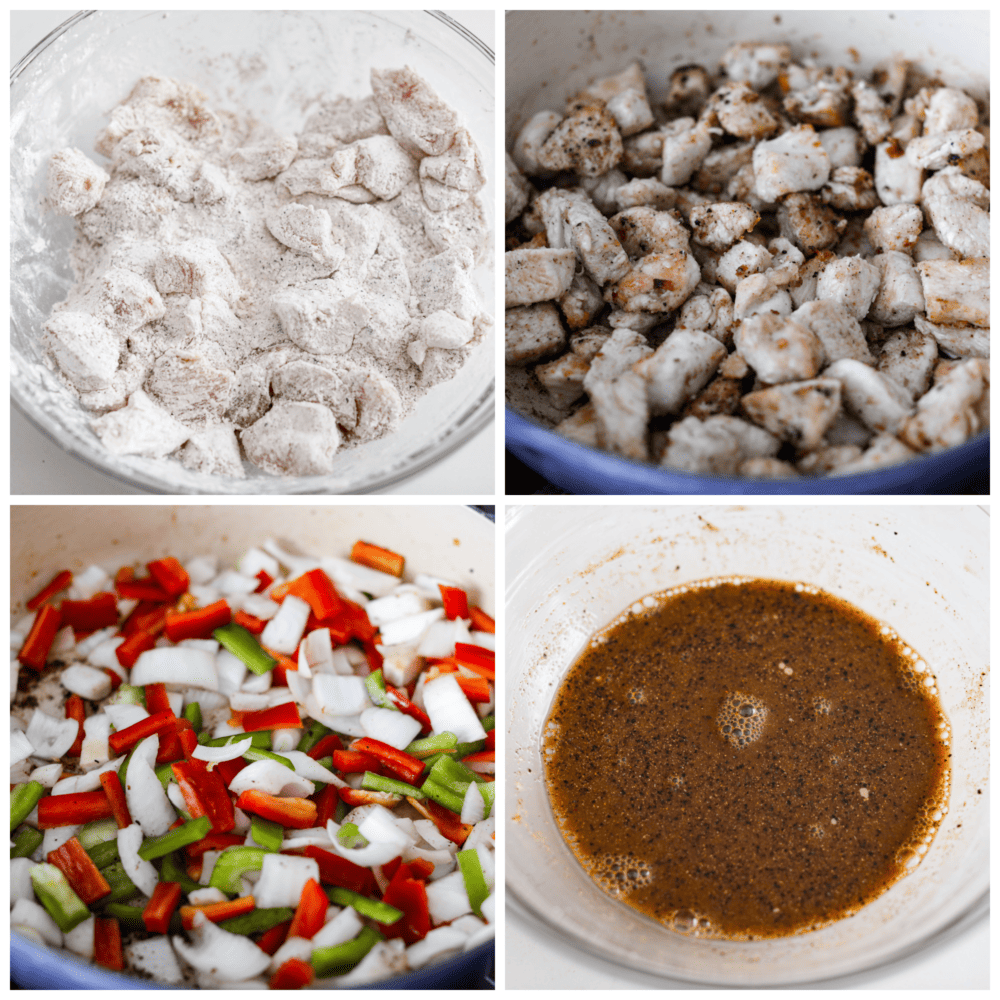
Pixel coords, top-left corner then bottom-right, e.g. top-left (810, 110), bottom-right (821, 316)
top-left (10, 8), bottom-right (495, 496)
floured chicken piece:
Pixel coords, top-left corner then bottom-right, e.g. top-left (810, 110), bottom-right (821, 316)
top-left (42, 68), bottom-right (491, 480)
top-left (506, 42), bottom-right (989, 481)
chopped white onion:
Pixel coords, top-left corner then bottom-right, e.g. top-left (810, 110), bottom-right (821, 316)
top-left (320, 556), bottom-right (400, 598)
top-left (26, 707), bottom-right (79, 760)
top-left (311, 907), bottom-right (364, 949)
top-left (422, 674), bottom-right (487, 743)
top-left (118, 823), bottom-right (159, 897)
top-left (312, 674), bottom-right (371, 717)
top-left (172, 911), bottom-right (271, 981)
top-left (425, 869), bottom-right (473, 923)
top-left (365, 592), bottom-right (431, 627)
top-left (124, 736), bottom-right (176, 836)
top-left (227, 760), bottom-right (315, 798)
top-left (86, 637), bottom-right (124, 669)
top-left (406, 926), bottom-right (468, 970)
top-left (378, 608), bottom-right (444, 648)
top-left (360, 707), bottom-right (422, 750)
top-left (185, 555), bottom-right (219, 586)
top-left (260, 595), bottom-right (311, 654)
top-left (60, 664), bottom-right (113, 701)
top-left (192, 736), bottom-right (252, 763)
top-left (11, 728), bottom-right (35, 766)
top-left (67, 565), bottom-right (112, 601)
top-left (461, 781), bottom-right (486, 825)
top-left (253, 854), bottom-right (320, 909)
top-left (131, 647), bottom-right (218, 690)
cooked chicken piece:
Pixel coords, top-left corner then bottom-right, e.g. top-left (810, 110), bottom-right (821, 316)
top-left (609, 206), bottom-right (691, 257)
top-left (733, 271), bottom-right (793, 319)
top-left (726, 162), bottom-right (771, 214)
top-left (913, 315), bottom-right (989, 359)
top-left (505, 153), bottom-right (532, 223)
top-left (791, 299), bottom-right (873, 365)
top-left (734, 312), bottom-right (824, 383)
top-left (505, 248), bottom-right (577, 307)
top-left (505, 302), bottom-right (567, 366)
top-left (583, 328), bottom-right (653, 394)
top-left (712, 82), bottom-right (779, 140)
top-left (818, 126), bottom-right (865, 168)
top-left (689, 201), bottom-right (760, 252)
top-left (863, 204), bottom-right (923, 255)
top-left (813, 255), bottom-right (881, 320)
top-left (905, 128), bottom-right (985, 171)
top-left (692, 141), bottom-right (755, 195)
top-left (554, 403), bottom-right (600, 448)
top-left (797, 444), bottom-right (864, 475)
top-left (916, 258), bottom-right (989, 327)
top-left (622, 130), bottom-right (666, 177)
top-left (922, 87), bottom-right (979, 135)
top-left (912, 228), bottom-right (959, 263)
top-left (605, 88), bottom-right (655, 138)
top-left (785, 250), bottom-right (833, 309)
top-left (663, 65), bottom-right (713, 118)
top-left (899, 358), bottom-right (988, 452)
top-left (558, 272), bottom-right (605, 330)
top-left (741, 377), bottom-right (841, 450)
top-left (660, 414), bottom-right (780, 475)
top-left (681, 375), bottom-right (744, 418)
top-left (613, 178), bottom-right (677, 211)
top-left (608, 309), bottom-right (666, 333)
top-left (783, 70), bottom-right (852, 128)
top-left (877, 326), bottom-right (938, 399)
top-left (716, 241), bottom-right (772, 294)
top-left (678, 286), bottom-right (736, 345)
top-left (720, 352), bottom-right (750, 379)
top-left (579, 62), bottom-right (647, 105)
top-left (535, 352), bottom-right (590, 408)
top-left (920, 167), bottom-right (990, 259)
top-left (874, 139), bottom-right (924, 205)
top-left (632, 327), bottom-right (727, 414)
top-left (776, 192), bottom-right (846, 253)
top-left (821, 166), bottom-right (879, 211)
top-left (721, 41), bottom-right (791, 90)
top-left (562, 196), bottom-right (632, 284)
top-left (823, 358), bottom-right (913, 433)
top-left (852, 80), bottom-right (893, 145)
top-left (605, 249), bottom-right (701, 313)
top-left (512, 110), bottom-right (562, 176)
top-left (578, 169), bottom-right (630, 214)
top-left (868, 252), bottom-right (925, 327)
top-left (753, 125), bottom-right (831, 202)
top-left (661, 117), bottom-right (718, 186)
top-left (570, 325), bottom-right (613, 361)
top-left (871, 55), bottom-right (909, 117)
top-left (831, 433), bottom-right (917, 474)
top-left (590, 370), bottom-right (650, 461)
top-left (537, 99), bottom-right (624, 177)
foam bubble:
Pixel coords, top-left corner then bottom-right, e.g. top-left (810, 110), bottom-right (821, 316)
top-left (717, 691), bottom-right (766, 748)
top-left (592, 852), bottom-right (653, 897)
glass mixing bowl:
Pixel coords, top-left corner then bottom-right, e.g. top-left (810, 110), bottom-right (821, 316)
top-left (11, 10), bottom-right (494, 494)
top-left (505, 10), bottom-right (989, 495)
top-left (506, 505), bottom-right (988, 986)
top-left (11, 503), bottom-right (495, 988)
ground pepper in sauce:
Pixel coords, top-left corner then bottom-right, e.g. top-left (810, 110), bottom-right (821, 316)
top-left (543, 579), bottom-right (951, 940)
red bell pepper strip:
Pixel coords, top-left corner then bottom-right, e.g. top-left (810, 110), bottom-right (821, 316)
top-left (379, 870), bottom-right (431, 944)
top-left (314, 783), bottom-right (339, 828)
top-left (406, 797), bottom-right (473, 846)
top-left (178, 726), bottom-right (199, 759)
top-left (332, 749), bottom-right (383, 774)
top-left (59, 592), bottom-right (119, 632)
top-left (115, 567), bottom-right (171, 603)
top-left (362, 638), bottom-right (383, 674)
top-left (439, 585), bottom-right (470, 621)
top-left (296, 846), bottom-right (377, 896)
top-left (239, 701), bottom-right (303, 732)
top-left (180, 895), bottom-right (256, 930)
top-left (47, 836), bottom-right (111, 905)
top-left (468, 605), bottom-right (495, 634)
top-left (184, 832), bottom-right (245, 859)
top-left (255, 570), bottom-right (274, 594)
top-left (94, 916), bottom-right (124, 971)
top-left (257, 919), bottom-right (293, 956)
top-left (462, 749), bottom-right (495, 770)
top-left (108, 709), bottom-right (178, 756)
top-left (236, 790), bottom-right (317, 829)
top-left (100, 770), bottom-right (133, 829)
top-left (38, 790), bottom-right (114, 829)
top-left (306, 733), bottom-right (345, 761)
top-left (213, 756), bottom-right (247, 787)
top-left (121, 600), bottom-right (170, 638)
top-left (18, 604), bottom-right (63, 671)
top-left (26, 570), bottom-right (73, 611)
top-left (144, 682), bottom-right (174, 716)
top-left (270, 957), bottom-right (314, 990)
top-left (155, 722), bottom-right (192, 766)
top-left (386, 687), bottom-right (433, 734)
top-left (65, 695), bottom-right (86, 757)
top-left (453, 642), bottom-right (495, 682)
top-left (143, 880), bottom-right (183, 934)
top-left (147, 557), bottom-right (190, 598)
top-left (344, 601), bottom-right (378, 641)
top-left (484, 728), bottom-right (495, 752)
top-left (351, 738), bottom-right (425, 785)
top-left (233, 610), bottom-right (267, 635)
top-left (164, 600), bottom-right (232, 642)
top-left (102, 668), bottom-right (123, 691)
top-left (285, 569), bottom-right (345, 621)
top-left (288, 877), bottom-right (327, 940)
top-left (455, 674), bottom-right (492, 704)
top-left (351, 540), bottom-right (405, 577)
top-left (115, 630), bottom-right (156, 670)
top-left (338, 788), bottom-right (400, 808)
top-left (171, 759), bottom-right (236, 834)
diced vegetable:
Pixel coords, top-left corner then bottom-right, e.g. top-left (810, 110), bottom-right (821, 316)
top-left (30, 863), bottom-right (91, 932)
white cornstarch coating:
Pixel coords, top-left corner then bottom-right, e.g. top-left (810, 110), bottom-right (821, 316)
top-left (505, 43), bottom-right (989, 478)
top-left (43, 70), bottom-right (490, 479)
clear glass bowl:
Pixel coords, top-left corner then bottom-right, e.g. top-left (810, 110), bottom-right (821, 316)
top-left (505, 10), bottom-right (989, 495)
top-left (12, 10), bottom-right (494, 494)
top-left (506, 505), bottom-right (988, 986)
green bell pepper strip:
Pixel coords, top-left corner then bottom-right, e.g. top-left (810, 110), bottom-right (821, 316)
top-left (184, 701), bottom-right (203, 732)
top-left (154, 762), bottom-right (177, 792)
top-left (325, 886), bottom-right (403, 924)
top-left (77, 817), bottom-right (119, 850)
top-left (251, 814), bottom-right (284, 852)
top-left (296, 719), bottom-right (332, 754)
top-left (138, 815), bottom-right (211, 861)
top-left (405, 732), bottom-right (458, 758)
top-left (480, 714), bottom-right (495, 732)
top-left (452, 739), bottom-right (487, 761)
top-left (334, 798), bottom-right (348, 823)
top-left (11, 781), bottom-right (45, 830)
top-left (98, 861), bottom-right (140, 904)
top-left (104, 902), bottom-right (183, 935)
top-left (362, 771), bottom-right (425, 799)
top-left (107, 684), bottom-right (144, 707)
top-left (204, 730), bottom-right (272, 749)
top-left (209, 846), bottom-right (269, 894)
top-left (219, 907), bottom-right (294, 936)
top-left (242, 747), bottom-right (294, 770)
top-left (336, 823), bottom-right (367, 849)
top-left (457, 848), bottom-right (489, 917)
top-left (30, 863), bottom-right (90, 932)
top-left (364, 669), bottom-right (396, 710)
top-left (85, 838), bottom-right (120, 870)
top-left (420, 778), bottom-right (465, 814)
top-left (313, 756), bottom-right (334, 775)
top-left (117, 746), bottom-right (137, 792)
top-left (160, 850), bottom-right (201, 894)
top-left (311, 926), bottom-right (384, 978)
top-left (213, 623), bottom-right (277, 675)
top-left (477, 781), bottom-right (496, 819)
top-left (11, 826), bottom-right (44, 859)
top-left (427, 754), bottom-right (485, 791)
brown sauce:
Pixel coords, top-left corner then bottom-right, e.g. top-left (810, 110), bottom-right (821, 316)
top-left (543, 579), bottom-right (950, 940)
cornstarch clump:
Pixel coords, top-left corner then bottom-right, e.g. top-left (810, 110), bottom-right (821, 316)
top-left (43, 69), bottom-right (490, 478)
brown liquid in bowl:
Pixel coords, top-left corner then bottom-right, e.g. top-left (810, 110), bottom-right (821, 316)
top-left (543, 579), bottom-right (950, 939)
